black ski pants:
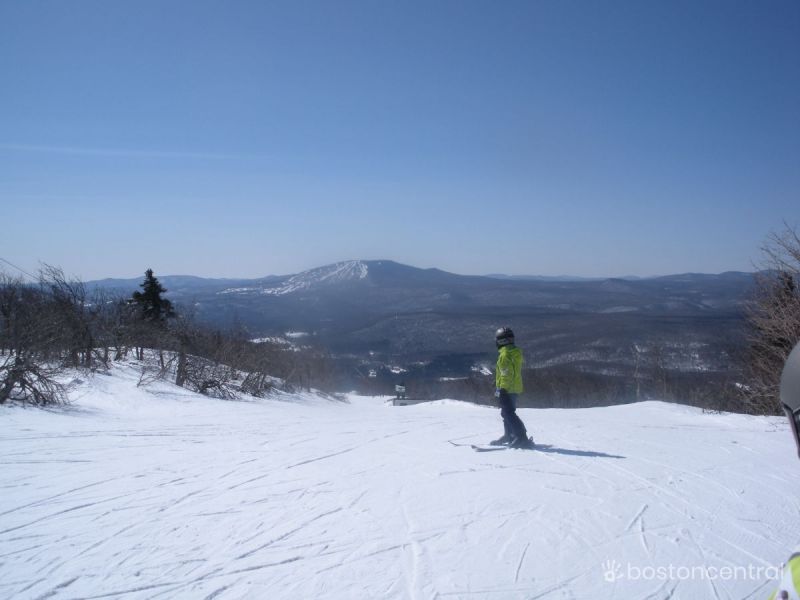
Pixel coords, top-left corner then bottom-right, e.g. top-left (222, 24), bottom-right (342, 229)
top-left (497, 390), bottom-right (528, 440)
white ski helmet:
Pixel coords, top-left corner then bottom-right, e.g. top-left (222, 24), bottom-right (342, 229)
top-left (781, 342), bottom-right (800, 459)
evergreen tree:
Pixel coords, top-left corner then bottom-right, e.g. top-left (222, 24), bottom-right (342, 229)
top-left (131, 269), bottom-right (174, 323)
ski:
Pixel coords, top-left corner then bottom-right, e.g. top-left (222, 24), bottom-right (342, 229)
top-left (471, 444), bottom-right (508, 452)
top-left (450, 439), bottom-right (539, 452)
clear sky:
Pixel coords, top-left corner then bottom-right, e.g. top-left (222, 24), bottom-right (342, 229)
top-left (1, 0), bottom-right (798, 281)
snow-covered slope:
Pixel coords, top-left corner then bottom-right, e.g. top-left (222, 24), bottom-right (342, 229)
top-left (262, 260), bottom-right (368, 295)
top-left (1, 365), bottom-right (796, 599)
top-left (220, 260), bottom-right (370, 296)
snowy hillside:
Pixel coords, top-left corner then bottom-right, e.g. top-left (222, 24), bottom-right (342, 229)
top-left (1, 365), bottom-right (796, 599)
top-left (220, 260), bottom-right (370, 296)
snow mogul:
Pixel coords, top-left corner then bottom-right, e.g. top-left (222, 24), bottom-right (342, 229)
top-left (770, 341), bottom-right (800, 599)
top-left (490, 327), bottom-right (534, 449)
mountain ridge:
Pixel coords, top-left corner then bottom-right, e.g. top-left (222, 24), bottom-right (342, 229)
top-left (86, 260), bottom-right (755, 379)
top-left (88, 259), bottom-right (754, 294)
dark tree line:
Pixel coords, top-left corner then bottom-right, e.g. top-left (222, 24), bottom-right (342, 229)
top-left (392, 361), bottom-right (737, 411)
top-left (0, 267), bottom-right (338, 406)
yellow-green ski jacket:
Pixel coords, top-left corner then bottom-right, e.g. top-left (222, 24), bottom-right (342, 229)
top-left (496, 345), bottom-right (524, 394)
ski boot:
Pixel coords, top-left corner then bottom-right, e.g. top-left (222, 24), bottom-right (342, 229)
top-left (509, 435), bottom-right (535, 449)
top-left (489, 434), bottom-right (511, 446)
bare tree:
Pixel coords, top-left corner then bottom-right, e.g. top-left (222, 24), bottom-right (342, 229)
top-left (0, 272), bottom-right (67, 405)
top-left (38, 264), bottom-right (95, 368)
top-left (742, 224), bottom-right (800, 413)
top-left (0, 354), bottom-right (66, 406)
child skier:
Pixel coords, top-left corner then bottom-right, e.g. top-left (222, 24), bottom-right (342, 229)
top-left (491, 327), bottom-right (534, 449)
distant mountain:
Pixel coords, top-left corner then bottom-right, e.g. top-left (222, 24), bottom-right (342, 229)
top-left (87, 260), bottom-right (756, 378)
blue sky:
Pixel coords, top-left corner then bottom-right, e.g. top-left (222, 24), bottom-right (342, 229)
top-left (1, 0), bottom-right (798, 280)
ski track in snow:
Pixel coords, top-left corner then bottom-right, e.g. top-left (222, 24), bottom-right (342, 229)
top-left (0, 364), bottom-right (797, 599)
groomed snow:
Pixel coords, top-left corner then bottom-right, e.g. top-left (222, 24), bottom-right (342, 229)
top-left (1, 363), bottom-right (797, 599)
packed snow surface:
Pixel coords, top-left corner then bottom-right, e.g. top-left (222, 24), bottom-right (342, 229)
top-left (1, 364), bottom-right (797, 599)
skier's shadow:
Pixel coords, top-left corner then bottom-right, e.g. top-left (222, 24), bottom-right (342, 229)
top-left (534, 444), bottom-right (625, 459)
